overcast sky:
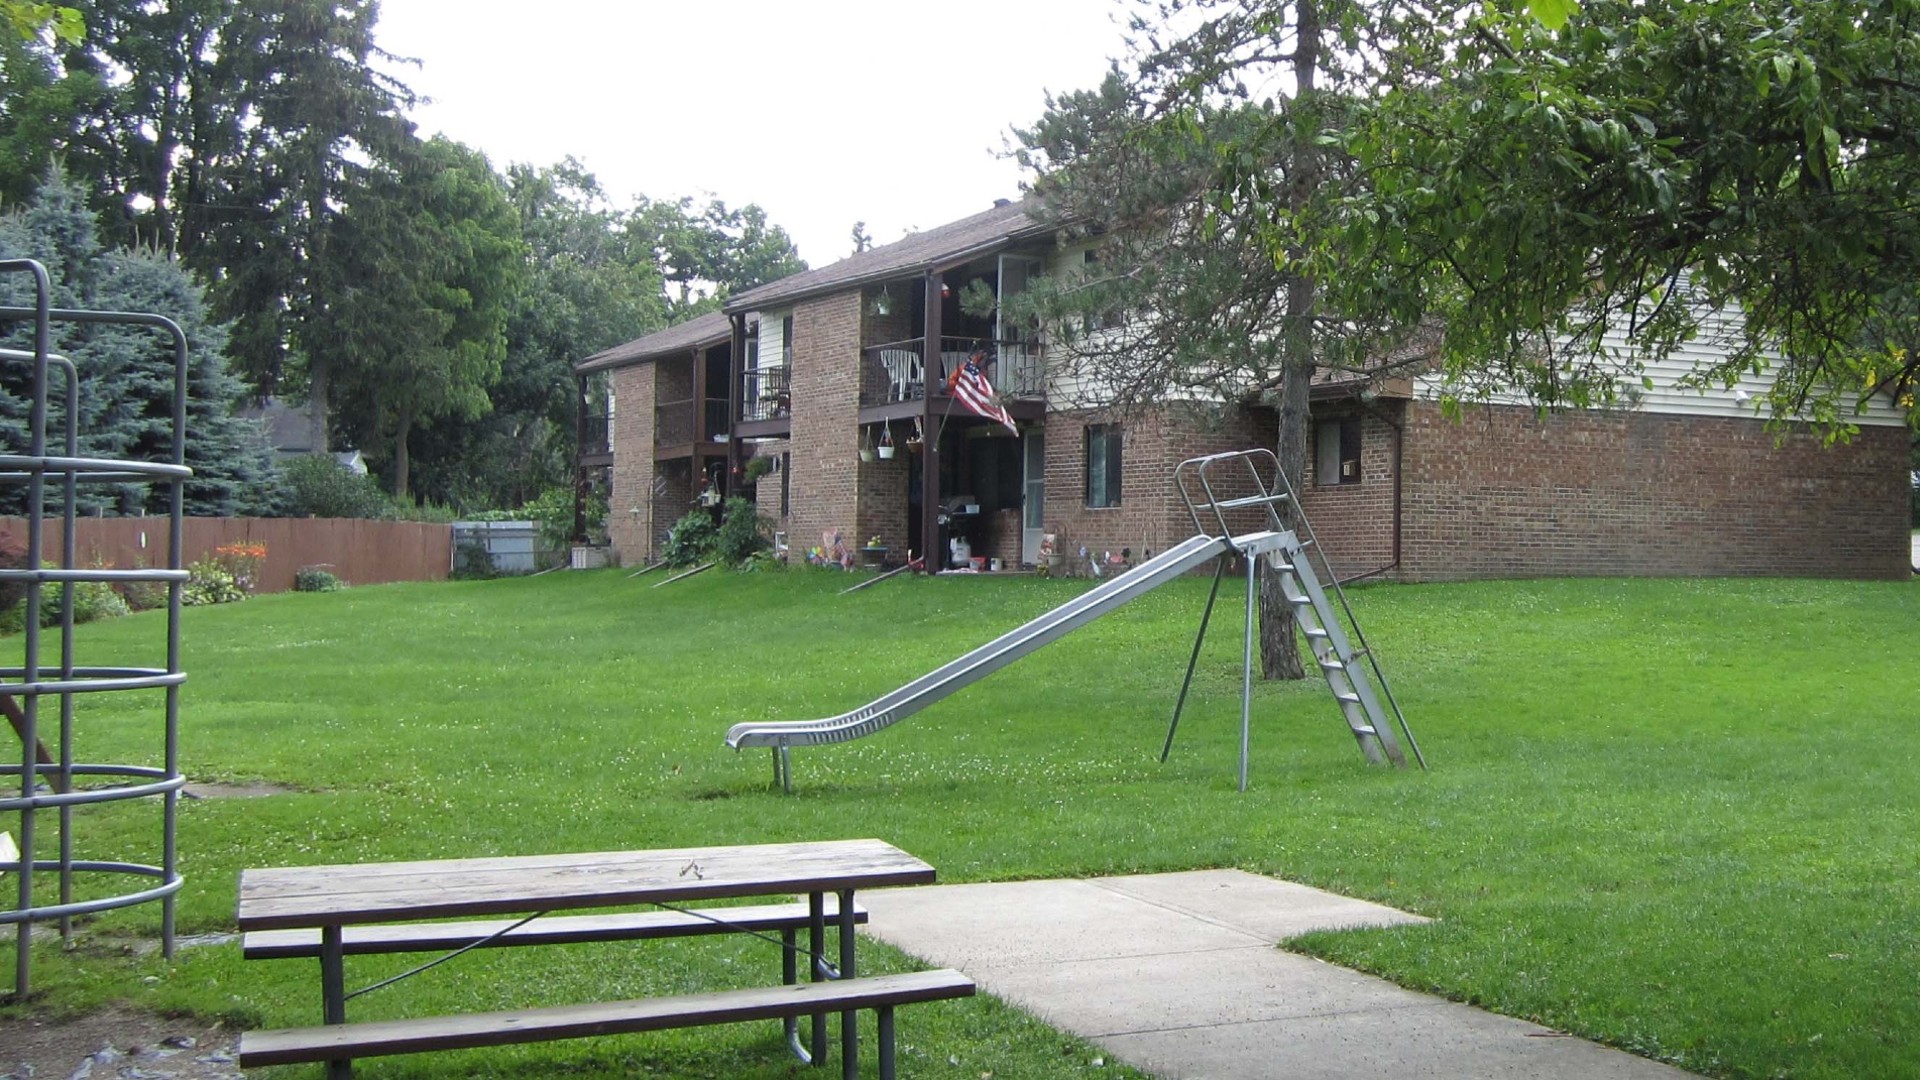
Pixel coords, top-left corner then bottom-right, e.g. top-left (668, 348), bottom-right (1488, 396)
top-left (372, 0), bottom-right (1134, 267)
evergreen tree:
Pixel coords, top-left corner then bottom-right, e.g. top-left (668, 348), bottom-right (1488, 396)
top-left (0, 169), bottom-right (274, 514)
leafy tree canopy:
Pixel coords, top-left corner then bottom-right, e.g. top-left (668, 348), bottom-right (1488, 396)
top-left (1337, 0), bottom-right (1920, 432)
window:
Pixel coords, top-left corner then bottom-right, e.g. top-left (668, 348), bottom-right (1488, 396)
top-left (1085, 424), bottom-right (1123, 507)
top-left (780, 452), bottom-right (790, 518)
top-left (1315, 417), bottom-right (1362, 485)
top-left (780, 314), bottom-right (794, 366)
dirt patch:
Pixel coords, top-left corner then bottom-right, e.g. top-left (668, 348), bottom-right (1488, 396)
top-left (0, 1007), bottom-right (241, 1079)
top-left (180, 782), bottom-right (292, 799)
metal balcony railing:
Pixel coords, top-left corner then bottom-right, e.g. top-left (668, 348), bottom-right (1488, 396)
top-left (740, 365), bottom-right (791, 423)
top-left (580, 415), bottom-right (611, 456)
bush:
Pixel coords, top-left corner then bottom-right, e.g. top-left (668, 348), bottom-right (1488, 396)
top-left (522, 485), bottom-right (608, 551)
top-left (713, 497), bottom-right (771, 567)
top-left (280, 456), bottom-right (392, 519)
top-left (293, 565), bottom-right (344, 592)
top-left (662, 511), bottom-right (718, 567)
top-left (0, 562), bottom-right (133, 634)
top-left (451, 540), bottom-right (499, 580)
top-left (183, 559), bottom-right (247, 605)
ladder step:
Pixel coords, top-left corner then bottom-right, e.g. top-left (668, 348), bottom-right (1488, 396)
top-left (1197, 494), bottom-right (1289, 511)
top-left (1334, 692), bottom-right (1362, 704)
top-left (1303, 627), bottom-right (1329, 639)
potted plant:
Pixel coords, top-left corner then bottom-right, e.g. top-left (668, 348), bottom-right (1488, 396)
top-left (878, 423), bottom-right (896, 460)
top-left (859, 428), bottom-right (875, 463)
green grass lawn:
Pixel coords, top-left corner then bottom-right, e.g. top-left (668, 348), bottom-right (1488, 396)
top-left (4, 568), bottom-right (1917, 1079)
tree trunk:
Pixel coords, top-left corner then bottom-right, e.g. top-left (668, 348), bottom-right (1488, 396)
top-left (1258, 0), bottom-right (1323, 682)
top-left (307, 354), bottom-right (329, 458)
top-left (393, 408), bottom-right (412, 498)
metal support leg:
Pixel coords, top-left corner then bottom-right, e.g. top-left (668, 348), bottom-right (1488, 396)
top-left (774, 745), bottom-right (793, 794)
top-left (1163, 556), bottom-right (1228, 762)
top-left (808, 891), bottom-right (827, 1066)
top-left (839, 888), bottom-right (858, 1080)
top-left (1240, 553), bottom-right (1255, 792)
top-left (783, 927), bottom-right (813, 1063)
top-left (878, 1005), bottom-right (896, 1080)
top-left (320, 925), bottom-right (351, 1079)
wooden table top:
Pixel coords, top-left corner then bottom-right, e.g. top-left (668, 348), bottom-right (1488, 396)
top-left (237, 838), bottom-right (935, 931)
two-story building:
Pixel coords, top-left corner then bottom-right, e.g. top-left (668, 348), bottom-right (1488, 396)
top-left (577, 198), bottom-right (1913, 581)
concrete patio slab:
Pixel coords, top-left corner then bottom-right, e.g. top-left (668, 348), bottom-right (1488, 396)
top-left (862, 869), bottom-right (1697, 1080)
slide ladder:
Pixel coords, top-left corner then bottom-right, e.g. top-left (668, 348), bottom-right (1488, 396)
top-left (728, 449), bottom-right (1421, 790)
top-left (1168, 451), bottom-right (1421, 773)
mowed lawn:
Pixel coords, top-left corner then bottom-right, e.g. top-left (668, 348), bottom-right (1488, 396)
top-left (4, 568), bottom-right (1917, 1079)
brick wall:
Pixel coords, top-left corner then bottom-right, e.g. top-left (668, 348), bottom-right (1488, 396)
top-left (651, 459), bottom-right (694, 556)
top-left (1043, 404), bottom-right (1276, 569)
top-left (606, 363), bottom-right (654, 564)
top-left (1298, 402), bottom-right (1400, 580)
top-left (789, 292), bottom-right (866, 553)
top-left (1398, 400), bottom-right (1911, 580)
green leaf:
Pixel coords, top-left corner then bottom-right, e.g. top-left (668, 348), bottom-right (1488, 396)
top-left (1529, 0), bottom-right (1578, 31)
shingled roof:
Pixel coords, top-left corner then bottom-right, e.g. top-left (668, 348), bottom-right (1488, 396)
top-left (724, 198), bottom-right (1049, 315)
top-left (573, 310), bottom-right (733, 375)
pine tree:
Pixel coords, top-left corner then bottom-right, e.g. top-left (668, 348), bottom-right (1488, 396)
top-left (0, 169), bottom-right (276, 514)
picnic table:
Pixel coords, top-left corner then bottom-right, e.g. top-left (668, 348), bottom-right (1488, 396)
top-left (235, 838), bottom-right (969, 1079)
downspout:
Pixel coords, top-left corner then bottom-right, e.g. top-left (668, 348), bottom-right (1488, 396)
top-left (1338, 395), bottom-right (1403, 585)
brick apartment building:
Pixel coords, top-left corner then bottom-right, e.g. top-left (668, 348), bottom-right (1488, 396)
top-left (577, 199), bottom-right (1912, 582)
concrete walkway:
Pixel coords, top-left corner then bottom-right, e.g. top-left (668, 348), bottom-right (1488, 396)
top-left (862, 871), bottom-right (1697, 1080)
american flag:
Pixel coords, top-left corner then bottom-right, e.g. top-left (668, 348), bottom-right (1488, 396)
top-left (948, 355), bottom-right (1018, 434)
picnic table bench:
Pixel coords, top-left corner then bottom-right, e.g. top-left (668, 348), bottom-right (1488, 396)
top-left (235, 839), bottom-right (972, 1079)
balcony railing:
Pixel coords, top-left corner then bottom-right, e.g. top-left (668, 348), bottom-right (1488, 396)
top-left (580, 415), bottom-right (610, 457)
top-left (861, 337), bottom-right (1046, 407)
top-left (740, 365), bottom-right (791, 423)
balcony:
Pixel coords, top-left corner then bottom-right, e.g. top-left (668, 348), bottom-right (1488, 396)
top-left (861, 337), bottom-right (1046, 407)
top-left (580, 414), bottom-right (611, 457)
top-left (740, 365), bottom-right (791, 423)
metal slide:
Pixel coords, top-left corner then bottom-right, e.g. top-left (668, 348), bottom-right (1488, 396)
top-left (728, 449), bottom-right (1421, 792)
top-left (729, 531), bottom-right (1289, 785)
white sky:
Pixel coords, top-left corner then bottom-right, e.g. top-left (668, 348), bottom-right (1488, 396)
top-left (372, 0), bottom-right (1134, 267)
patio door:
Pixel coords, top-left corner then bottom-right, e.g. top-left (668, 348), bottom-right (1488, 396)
top-left (1022, 430), bottom-right (1044, 564)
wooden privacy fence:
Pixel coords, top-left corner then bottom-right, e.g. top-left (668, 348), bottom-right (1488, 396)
top-left (0, 517), bottom-right (453, 594)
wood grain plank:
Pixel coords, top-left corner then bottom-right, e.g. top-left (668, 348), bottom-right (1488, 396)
top-left (236, 839), bottom-right (933, 930)
top-left (242, 899), bottom-right (866, 959)
top-left (237, 969), bottom-right (976, 1066)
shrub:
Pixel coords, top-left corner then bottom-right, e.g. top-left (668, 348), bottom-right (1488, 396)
top-left (713, 497), bottom-right (771, 567)
top-left (451, 540), bottom-right (499, 580)
top-left (183, 559), bottom-right (247, 605)
top-left (522, 485), bottom-right (608, 551)
top-left (0, 561), bottom-right (133, 634)
top-left (293, 565), bottom-right (344, 592)
top-left (280, 456), bottom-right (392, 519)
top-left (662, 511), bottom-right (718, 567)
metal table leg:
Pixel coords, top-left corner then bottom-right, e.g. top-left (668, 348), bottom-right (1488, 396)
top-left (320, 925), bottom-right (351, 1079)
top-left (839, 888), bottom-right (858, 1080)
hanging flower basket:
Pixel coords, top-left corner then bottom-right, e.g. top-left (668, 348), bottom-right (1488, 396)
top-left (859, 427), bottom-right (876, 463)
top-left (878, 423), bottom-right (896, 459)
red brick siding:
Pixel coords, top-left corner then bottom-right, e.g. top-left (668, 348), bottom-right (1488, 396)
top-left (606, 363), bottom-right (654, 564)
top-left (1298, 403), bottom-right (1399, 580)
top-left (1044, 404), bottom-right (1275, 568)
top-left (1398, 400), bottom-right (1910, 580)
top-left (788, 292), bottom-right (867, 553)
top-left (651, 460), bottom-right (694, 555)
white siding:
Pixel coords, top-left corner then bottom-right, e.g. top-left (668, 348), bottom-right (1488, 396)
top-left (1415, 303), bottom-right (1907, 427)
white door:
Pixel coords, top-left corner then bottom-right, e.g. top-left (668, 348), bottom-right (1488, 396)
top-left (1022, 430), bottom-right (1045, 564)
